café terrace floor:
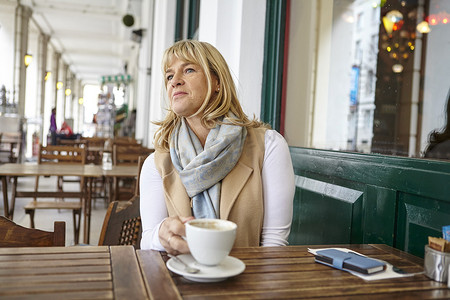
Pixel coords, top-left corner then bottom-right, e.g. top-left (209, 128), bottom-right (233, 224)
top-left (0, 175), bottom-right (108, 246)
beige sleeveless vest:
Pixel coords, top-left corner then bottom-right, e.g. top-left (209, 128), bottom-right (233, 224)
top-left (154, 127), bottom-right (267, 247)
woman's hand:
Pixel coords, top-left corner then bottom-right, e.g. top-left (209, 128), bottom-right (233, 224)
top-left (159, 216), bottom-right (194, 255)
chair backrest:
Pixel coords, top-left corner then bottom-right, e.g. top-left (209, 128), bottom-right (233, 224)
top-left (0, 216), bottom-right (65, 247)
top-left (98, 196), bottom-right (142, 249)
top-left (135, 155), bottom-right (147, 196)
top-left (113, 144), bottom-right (154, 166)
top-left (113, 136), bottom-right (139, 145)
top-left (82, 137), bottom-right (107, 148)
top-left (38, 144), bottom-right (86, 165)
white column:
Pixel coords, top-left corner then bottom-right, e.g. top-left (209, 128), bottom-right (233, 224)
top-left (198, 0), bottom-right (266, 117)
top-left (146, 0), bottom-right (177, 148)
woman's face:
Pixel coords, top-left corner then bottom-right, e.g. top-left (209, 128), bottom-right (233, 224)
top-left (165, 57), bottom-right (214, 118)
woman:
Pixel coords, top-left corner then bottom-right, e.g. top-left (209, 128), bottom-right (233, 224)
top-left (140, 40), bottom-right (294, 254)
top-left (424, 88), bottom-right (450, 160)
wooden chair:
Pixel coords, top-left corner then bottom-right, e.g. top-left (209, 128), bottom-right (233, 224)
top-left (134, 155), bottom-right (146, 197)
top-left (98, 156), bottom-right (145, 248)
top-left (113, 136), bottom-right (139, 146)
top-left (82, 137), bottom-right (107, 165)
top-left (0, 132), bottom-right (22, 163)
top-left (112, 145), bottom-right (153, 201)
top-left (0, 216), bottom-right (65, 247)
top-left (113, 144), bottom-right (153, 166)
top-left (24, 145), bottom-right (85, 244)
top-left (98, 196), bottom-right (142, 248)
top-left (34, 144), bottom-right (86, 193)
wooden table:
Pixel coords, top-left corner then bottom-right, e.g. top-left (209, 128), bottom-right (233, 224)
top-left (0, 245), bottom-right (149, 299)
top-left (136, 244), bottom-right (450, 299)
top-left (83, 164), bottom-right (138, 244)
top-left (0, 163), bottom-right (89, 220)
top-left (0, 163), bottom-right (138, 244)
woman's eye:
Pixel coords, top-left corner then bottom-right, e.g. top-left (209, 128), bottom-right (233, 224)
top-left (166, 74), bottom-right (173, 81)
top-left (185, 68), bottom-right (195, 74)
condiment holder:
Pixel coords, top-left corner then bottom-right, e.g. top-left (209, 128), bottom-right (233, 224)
top-left (102, 152), bottom-right (113, 170)
top-left (424, 245), bottom-right (450, 283)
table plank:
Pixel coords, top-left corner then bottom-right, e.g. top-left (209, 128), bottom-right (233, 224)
top-left (0, 265), bottom-right (111, 276)
top-left (0, 257), bottom-right (110, 268)
top-left (0, 273), bottom-right (112, 284)
top-left (0, 252), bottom-right (110, 261)
top-left (110, 246), bottom-right (149, 300)
top-left (2, 290), bottom-right (114, 300)
top-left (0, 281), bottom-right (113, 297)
top-left (137, 250), bottom-right (182, 300)
top-left (0, 245), bottom-right (109, 255)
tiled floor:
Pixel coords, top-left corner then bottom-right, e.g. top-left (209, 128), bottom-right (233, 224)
top-left (0, 175), bottom-right (108, 246)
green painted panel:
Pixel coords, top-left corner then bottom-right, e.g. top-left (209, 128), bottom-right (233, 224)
top-left (261, 0), bottom-right (286, 131)
top-left (288, 176), bottom-right (363, 245)
top-left (290, 147), bottom-right (450, 202)
top-left (289, 147), bottom-right (450, 258)
top-left (396, 193), bottom-right (450, 257)
top-left (363, 185), bottom-right (397, 245)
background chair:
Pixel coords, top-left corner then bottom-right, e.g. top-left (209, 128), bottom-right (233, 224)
top-left (0, 216), bottom-right (65, 247)
top-left (98, 196), bottom-right (142, 248)
top-left (24, 144), bottom-right (85, 244)
top-left (82, 137), bottom-right (106, 165)
top-left (98, 156), bottom-right (145, 248)
top-left (112, 144), bottom-right (153, 201)
top-left (134, 155), bottom-right (146, 197)
top-left (33, 144), bottom-right (86, 194)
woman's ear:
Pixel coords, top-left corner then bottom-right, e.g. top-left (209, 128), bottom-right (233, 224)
top-left (214, 77), bottom-right (220, 93)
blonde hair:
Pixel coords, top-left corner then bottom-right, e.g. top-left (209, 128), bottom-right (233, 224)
top-left (154, 40), bottom-right (267, 150)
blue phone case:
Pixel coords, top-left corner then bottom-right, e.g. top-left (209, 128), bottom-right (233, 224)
top-left (315, 249), bottom-right (386, 275)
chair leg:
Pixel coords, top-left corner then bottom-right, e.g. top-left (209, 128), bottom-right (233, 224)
top-left (73, 209), bottom-right (81, 244)
top-left (25, 209), bottom-right (36, 228)
top-left (34, 176), bottom-right (40, 202)
top-left (57, 175), bottom-right (64, 202)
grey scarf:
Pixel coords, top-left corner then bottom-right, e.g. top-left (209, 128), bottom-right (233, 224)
top-left (170, 116), bottom-right (247, 218)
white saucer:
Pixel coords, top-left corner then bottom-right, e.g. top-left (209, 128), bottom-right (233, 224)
top-left (167, 254), bottom-right (245, 282)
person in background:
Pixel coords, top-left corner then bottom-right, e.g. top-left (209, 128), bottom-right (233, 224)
top-left (140, 40), bottom-right (295, 255)
top-left (424, 88), bottom-right (450, 160)
top-left (49, 107), bottom-right (57, 145)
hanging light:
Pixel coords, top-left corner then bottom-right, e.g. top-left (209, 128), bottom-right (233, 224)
top-left (56, 81), bottom-right (63, 90)
top-left (24, 53), bottom-right (33, 67)
top-left (416, 21), bottom-right (431, 33)
top-left (65, 88), bottom-right (72, 96)
top-left (122, 0), bottom-right (135, 27)
top-left (386, 10), bottom-right (403, 23)
top-left (44, 71), bottom-right (51, 81)
top-left (383, 10), bottom-right (404, 34)
top-left (78, 97), bottom-right (84, 105)
top-left (392, 64), bottom-right (404, 73)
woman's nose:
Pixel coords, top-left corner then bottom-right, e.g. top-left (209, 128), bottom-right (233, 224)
top-left (171, 73), bottom-right (184, 86)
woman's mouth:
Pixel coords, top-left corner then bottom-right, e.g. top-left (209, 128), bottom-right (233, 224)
top-left (172, 91), bottom-right (187, 99)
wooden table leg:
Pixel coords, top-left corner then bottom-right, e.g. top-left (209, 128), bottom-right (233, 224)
top-left (10, 176), bottom-right (17, 220)
top-left (83, 177), bottom-right (93, 244)
top-left (1, 176), bottom-right (9, 219)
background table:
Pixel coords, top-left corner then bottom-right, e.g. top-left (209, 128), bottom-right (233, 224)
top-left (0, 245), bottom-right (148, 299)
top-left (0, 163), bottom-right (138, 244)
top-left (83, 164), bottom-right (138, 243)
top-left (0, 163), bottom-right (88, 220)
top-left (137, 244), bottom-right (450, 299)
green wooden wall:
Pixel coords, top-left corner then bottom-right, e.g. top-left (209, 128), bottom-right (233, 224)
top-left (288, 147), bottom-right (450, 258)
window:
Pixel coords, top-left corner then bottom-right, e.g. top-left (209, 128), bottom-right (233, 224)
top-left (284, 0), bottom-right (450, 159)
top-left (175, 0), bottom-right (200, 41)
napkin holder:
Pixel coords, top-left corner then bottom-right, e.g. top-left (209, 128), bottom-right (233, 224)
top-left (424, 245), bottom-right (450, 282)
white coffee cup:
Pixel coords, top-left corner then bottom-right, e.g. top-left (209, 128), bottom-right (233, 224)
top-left (185, 219), bottom-right (237, 266)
